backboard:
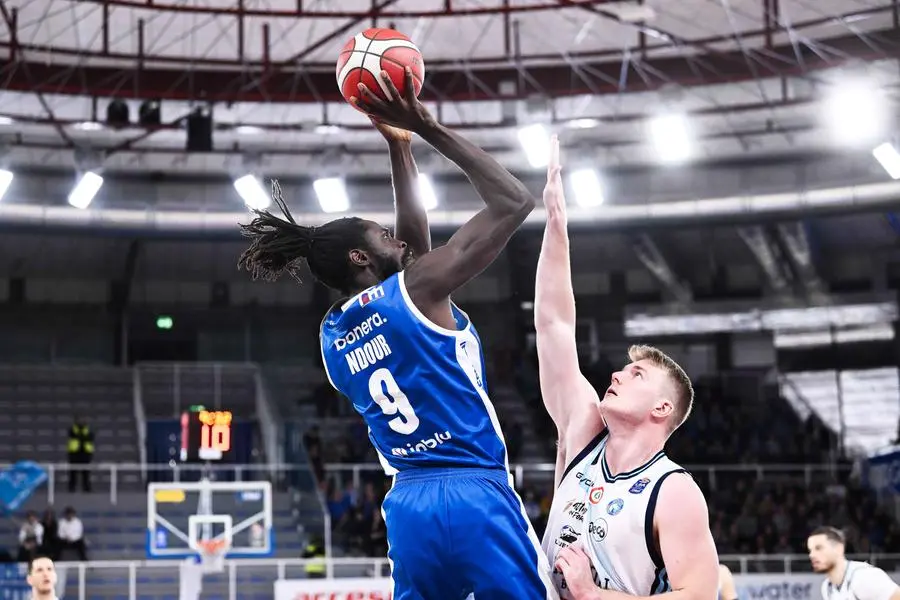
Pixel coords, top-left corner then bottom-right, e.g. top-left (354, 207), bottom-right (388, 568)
top-left (146, 479), bottom-right (274, 560)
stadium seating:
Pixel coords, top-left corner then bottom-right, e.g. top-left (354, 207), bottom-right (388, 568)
top-left (0, 365), bottom-right (140, 469)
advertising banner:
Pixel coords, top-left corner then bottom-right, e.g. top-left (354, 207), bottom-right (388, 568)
top-left (275, 577), bottom-right (393, 600)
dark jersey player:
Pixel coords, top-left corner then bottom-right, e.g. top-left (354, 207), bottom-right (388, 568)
top-left (238, 68), bottom-right (557, 600)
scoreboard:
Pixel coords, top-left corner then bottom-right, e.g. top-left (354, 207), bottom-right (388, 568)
top-left (180, 407), bottom-right (233, 462)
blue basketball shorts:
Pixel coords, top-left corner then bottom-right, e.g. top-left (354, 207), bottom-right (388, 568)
top-left (382, 467), bottom-right (557, 600)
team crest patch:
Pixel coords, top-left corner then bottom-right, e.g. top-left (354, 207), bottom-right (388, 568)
top-left (588, 486), bottom-right (604, 504)
top-left (628, 477), bottom-right (651, 494)
top-left (606, 498), bottom-right (624, 515)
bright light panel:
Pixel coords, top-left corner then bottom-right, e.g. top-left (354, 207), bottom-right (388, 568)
top-left (517, 124), bottom-right (552, 168)
top-left (233, 174), bottom-right (271, 210)
top-left (0, 170), bottom-right (12, 202)
top-left (873, 142), bottom-right (900, 180)
top-left (313, 177), bottom-right (350, 213)
top-left (568, 168), bottom-right (604, 207)
top-left (418, 174), bottom-right (439, 210)
top-left (67, 171), bottom-right (103, 209)
top-left (649, 114), bottom-right (691, 164)
top-left (824, 78), bottom-right (887, 146)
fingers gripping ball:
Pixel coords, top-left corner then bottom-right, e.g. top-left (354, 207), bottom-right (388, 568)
top-left (336, 28), bottom-right (425, 111)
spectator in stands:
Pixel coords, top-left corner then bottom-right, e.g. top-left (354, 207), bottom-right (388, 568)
top-left (66, 416), bottom-right (94, 492)
top-left (39, 509), bottom-right (59, 561)
top-left (303, 425), bottom-right (324, 485)
top-left (57, 507), bottom-right (87, 561)
top-left (302, 536), bottom-right (326, 579)
top-left (17, 511), bottom-right (43, 563)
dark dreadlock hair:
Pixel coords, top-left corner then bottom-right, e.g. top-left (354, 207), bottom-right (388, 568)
top-left (237, 180), bottom-right (370, 293)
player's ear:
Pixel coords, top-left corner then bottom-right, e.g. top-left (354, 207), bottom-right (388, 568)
top-left (652, 397), bottom-right (674, 420)
top-left (349, 248), bottom-right (370, 267)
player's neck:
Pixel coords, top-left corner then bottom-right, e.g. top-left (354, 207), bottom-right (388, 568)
top-left (603, 428), bottom-right (665, 477)
top-left (828, 558), bottom-right (849, 586)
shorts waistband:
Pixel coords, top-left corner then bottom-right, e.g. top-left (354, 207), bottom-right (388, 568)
top-left (394, 467), bottom-right (511, 484)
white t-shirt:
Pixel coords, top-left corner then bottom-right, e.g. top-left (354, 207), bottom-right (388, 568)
top-left (58, 517), bottom-right (84, 542)
top-left (821, 561), bottom-right (899, 600)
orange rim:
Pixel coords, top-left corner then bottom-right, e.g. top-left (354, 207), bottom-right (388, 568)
top-left (197, 539), bottom-right (227, 556)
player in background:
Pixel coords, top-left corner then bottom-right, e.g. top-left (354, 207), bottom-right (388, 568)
top-left (27, 556), bottom-right (58, 600)
top-left (534, 144), bottom-right (719, 600)
top-left (718, 565), bottom-right (738, 600)
top-left (238, 68), bottom-right (556, 600)
top-left (808, 526), bottom-right (900, 600)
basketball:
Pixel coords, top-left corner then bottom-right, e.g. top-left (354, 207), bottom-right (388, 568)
top-left (336, 28), bottom-right (425, 111)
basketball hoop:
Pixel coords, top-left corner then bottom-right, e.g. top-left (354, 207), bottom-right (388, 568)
top-left (196, 538), bottom-right (228, 574)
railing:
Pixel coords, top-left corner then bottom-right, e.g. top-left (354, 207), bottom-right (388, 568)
top-left (252, 366), bottom-right (281, 478)
top-left (325, 461), bottom-right (854, 492)
top-left (16, 554), bottom-right (900, 600)
top-left (7, 461), bottom-right (856, 506)
top-left (132, 367), bottom-right (148, 478)
top-left (0, 463), bottom-right (311, 506)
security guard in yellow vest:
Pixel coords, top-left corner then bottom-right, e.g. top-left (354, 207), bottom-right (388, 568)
top-left (67, 416), bottom-right (94, 492)
top-left (302, 536), bottom-right (326, 579)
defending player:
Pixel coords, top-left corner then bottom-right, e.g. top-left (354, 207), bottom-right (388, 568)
top-left (534, 144), bottom-right (719, 599)
top-left (27, 556), bottom-right (58, 600)
top-left (238, 68), bottom-right (555, 600)
top-left (808, 526), bottom-right (900, 600)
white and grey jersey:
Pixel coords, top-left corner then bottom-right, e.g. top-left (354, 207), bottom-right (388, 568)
top-left (822, 561), bottom-right (899, 600)
top-left (542, 431), bottom-right (687, 599)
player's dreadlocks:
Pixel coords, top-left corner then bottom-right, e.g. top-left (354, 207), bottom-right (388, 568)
top-left (237, 180), bottom-right (369, 293)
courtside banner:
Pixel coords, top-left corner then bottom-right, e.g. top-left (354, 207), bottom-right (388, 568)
top-left (734, 574), bottom-right (822, 600)
top-left (274, 577), bottom-right (393, 600)
top-left (734, 573), bottom-right (900, 600)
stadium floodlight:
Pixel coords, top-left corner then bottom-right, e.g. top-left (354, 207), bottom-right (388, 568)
top-left (649, 114), bottom-right (691, 164)
top-left (872, 142), bottom-right (900, 180)
top-left (0, 170), bottom-right (12, 202)
top-left (67, 171), bottom-right (103, 209)
top-left (313, 177), bottom-right (350, 213)
top-left (518, 124), bottom-right (552, 168)
top-left (824, 77), bottom-right (887, 147)
top-left (568, 168), bottom-right (604, 208)
top-left (418, 174), bottom-right (439, 210)
top-left (233, 174), bottom-right (271, 210)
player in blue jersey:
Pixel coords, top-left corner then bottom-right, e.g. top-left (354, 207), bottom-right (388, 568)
top-left (238, 68), bottom-right (557, 600)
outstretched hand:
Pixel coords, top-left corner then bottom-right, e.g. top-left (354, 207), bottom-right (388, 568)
top-left (542, 134), bottom-right (566, 218)
top-left (371, 117), bottom-right (413, 144)
top-left (351, 67), bottom-right (435, 134)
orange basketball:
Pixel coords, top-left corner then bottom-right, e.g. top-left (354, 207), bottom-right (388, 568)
top-left (336, 28), bottom-right (425, 111)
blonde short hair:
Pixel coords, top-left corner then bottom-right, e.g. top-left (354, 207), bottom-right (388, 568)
top-left (628, 344), bottom-right (694, 432)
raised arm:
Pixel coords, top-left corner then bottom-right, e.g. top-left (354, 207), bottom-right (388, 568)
top-left (535, 147), bottom-right (603, 476)
top-left (372, 121), bottom-right (431, 258)
top-left (354, 69), bottom-right (535, 323)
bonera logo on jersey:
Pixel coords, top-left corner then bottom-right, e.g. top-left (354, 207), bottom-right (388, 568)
top-left (391, 431), bottom-right (452, 457)
top-left (588, 518), bottom-right (608, 542)
top-left (334, 313), bottom-right (388, 350)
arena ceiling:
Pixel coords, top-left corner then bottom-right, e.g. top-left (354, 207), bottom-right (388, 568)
top-left (0, 0), bottom-right (898, 178)
top-left (0, 0), bottom-right (898, 249)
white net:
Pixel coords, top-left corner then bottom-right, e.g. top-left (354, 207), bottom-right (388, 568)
top-left (197, 539), bottom-right (229, 574)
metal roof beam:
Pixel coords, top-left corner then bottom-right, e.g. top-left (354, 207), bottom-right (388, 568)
top-left (632, 234), bottom-right (692, 304)
top-left (737, 225), bottom-right (793, 295)
top-left (776, 221), bottom-right (827, 298)
top-left (0, 28), bottom-right (896, 103)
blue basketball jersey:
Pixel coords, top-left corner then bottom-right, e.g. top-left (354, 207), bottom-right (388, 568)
top-left (319, 271), bottom-right (509, 474)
